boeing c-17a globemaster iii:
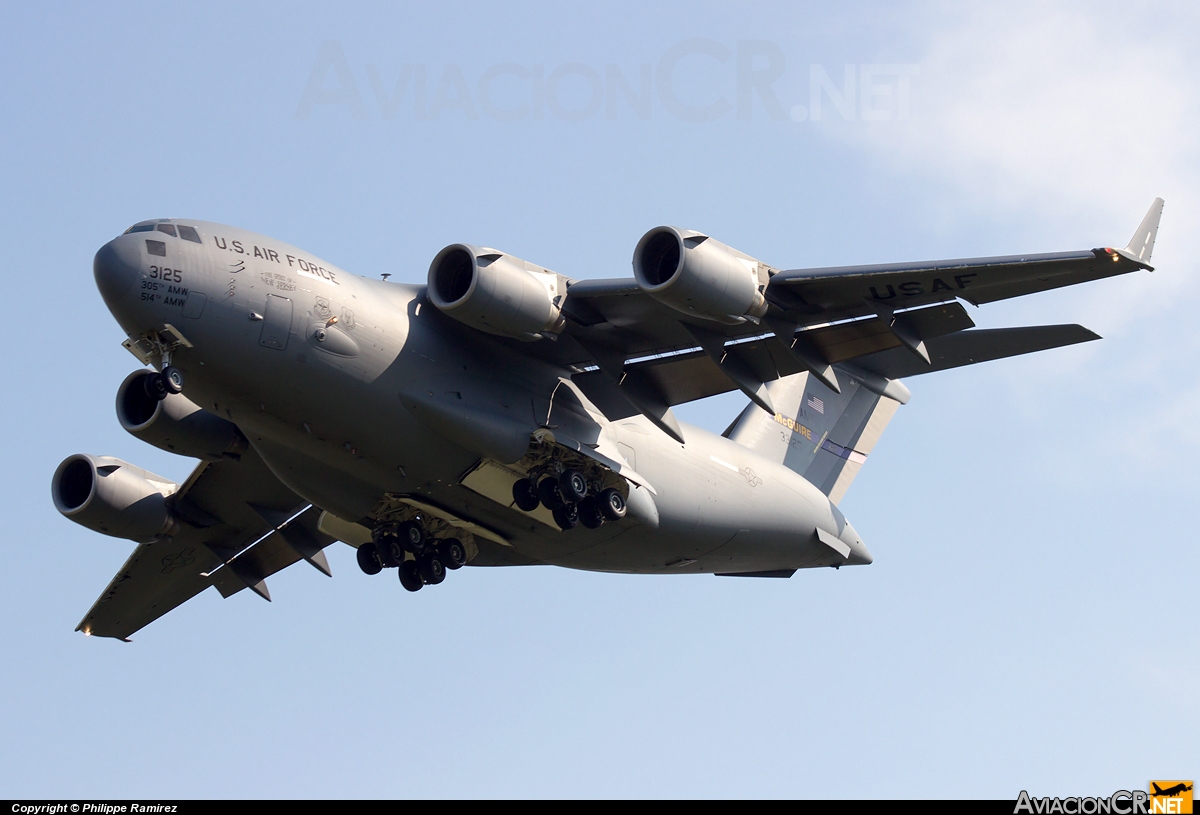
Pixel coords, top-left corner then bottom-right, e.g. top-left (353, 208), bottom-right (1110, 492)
top-left (53, 200), bottom-right (1164, 640)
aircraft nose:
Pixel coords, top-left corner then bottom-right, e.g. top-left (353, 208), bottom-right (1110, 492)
top-left (93, 237), bottom-right (140, 305)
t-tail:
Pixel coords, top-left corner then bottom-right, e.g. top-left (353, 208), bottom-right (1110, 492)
top-left (724, 366), bottom-right (907, 505)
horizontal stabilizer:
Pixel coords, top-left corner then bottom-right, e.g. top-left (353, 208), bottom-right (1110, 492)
top-left (852, 324), bottom-right (1100, 380)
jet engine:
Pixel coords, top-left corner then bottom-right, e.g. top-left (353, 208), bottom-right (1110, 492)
top-left (632, 226), bottom-right (771, 325)
top-left (51, 454), bottom-right (179, 542)
top-left (116, 370), bottom-right (247, 460)
top-left (427, 244), bottom-right (566, 341)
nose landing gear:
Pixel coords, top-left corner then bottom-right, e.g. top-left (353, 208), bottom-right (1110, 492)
top-left (126, 325), bottom-right (192, 401)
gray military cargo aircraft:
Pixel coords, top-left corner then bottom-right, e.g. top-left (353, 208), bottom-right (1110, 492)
top-left (53, 200), bottom-right (1163, 640)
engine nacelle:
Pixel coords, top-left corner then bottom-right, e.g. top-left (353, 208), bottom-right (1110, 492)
top-left (117, 370), bottom-right (247, 460)
top-left (427, 244), bottom-right (566, 341)
top-left (633, 226), bottom-right (771, 325)
top-left (51, 454), bottom-right (179, 543)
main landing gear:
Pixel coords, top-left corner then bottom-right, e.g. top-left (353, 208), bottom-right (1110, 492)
top-left (511, 469), bottom-right (627, 532)
top-left (355, 518), bottom-right (468, 592)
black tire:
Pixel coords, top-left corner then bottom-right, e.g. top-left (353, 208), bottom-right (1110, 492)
top-left (578, 497), bottom-right (605, 529)
top-left (356, 542), bottom-right (383, 575)
top-left (552, 502), bottom-right (579, 531)
top-left (419, 553), bottom-right (446, 585)
top-left (598, 488), bottom-right (627, 521)
top-left (397, 520), bottom-right (426, 553)
top-left (559, 469), bottom-right (588, 502)
top-left (537, 477), bottom-right (565, 510)
top-left (162, 366), bottom-right (184, 394)
top-left (438, 538), bottom-right (467, 569)
top-left (143, 371), bottom-right (168, 402)
top-left (511, 478), bottom-right (540, 512)
top-left (374, 532), bottom-right (401, 568)
top-left (398, 560), bottom-right (423, 592)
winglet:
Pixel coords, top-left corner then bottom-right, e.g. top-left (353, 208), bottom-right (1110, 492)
top-left (1124, 197), bottom-right (1164, 263)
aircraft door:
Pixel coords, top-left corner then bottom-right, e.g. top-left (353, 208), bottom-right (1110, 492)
top-left (259, 294), bottom-right (292, 350)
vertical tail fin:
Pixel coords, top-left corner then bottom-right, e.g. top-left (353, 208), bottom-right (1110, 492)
top-left (725, 368), bottom-right (903, 504)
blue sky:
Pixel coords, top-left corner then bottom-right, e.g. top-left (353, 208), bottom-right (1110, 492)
top-left (1, 1), bottom-right (1195, 798)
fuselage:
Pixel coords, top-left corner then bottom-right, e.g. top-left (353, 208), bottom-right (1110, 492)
top-left (93, 219), bottom-right (871, 574)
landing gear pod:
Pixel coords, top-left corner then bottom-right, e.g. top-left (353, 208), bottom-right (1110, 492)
top-left (427, 244), bottom-right (566, 340)
top-left (633, 226), bottom-right (772, 325)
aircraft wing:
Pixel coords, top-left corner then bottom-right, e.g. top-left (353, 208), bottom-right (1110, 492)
top-left (539, 199), bottom-right (1162, 437)
top-left (76, 446), bottom-right (335, 641)
top-left (562, 199), bottom-right (1160, 352)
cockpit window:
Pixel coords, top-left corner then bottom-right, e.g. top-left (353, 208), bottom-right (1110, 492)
top-left (156, 224), bottom-right (177, 237)
top-left (125, 223), bottom-right (155, 234)
top-left (146, 240), bottom-right (167, 257)
top-left (177, 225), bottom-right (202, 243)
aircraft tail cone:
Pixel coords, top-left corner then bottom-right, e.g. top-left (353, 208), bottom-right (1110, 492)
top-left (845, 545), bottom-right (873, 566)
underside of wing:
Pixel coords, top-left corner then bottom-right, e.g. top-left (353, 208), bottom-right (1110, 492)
top-left (76, 447), bottom-right (335, 641)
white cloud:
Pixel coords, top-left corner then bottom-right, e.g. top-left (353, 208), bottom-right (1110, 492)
top-left (856, 2), bottom-right (1198, 218)
top-left (822, 3), bottom-right (1200, 466)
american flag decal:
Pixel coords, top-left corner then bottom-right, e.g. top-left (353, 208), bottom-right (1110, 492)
top-left (806, 395), bottom-right (825, 414)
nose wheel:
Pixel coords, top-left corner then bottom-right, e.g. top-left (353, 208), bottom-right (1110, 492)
top-left (141, 366), bottom-right (185, 401)
top-left (162, 366), bottom-right (184, 394)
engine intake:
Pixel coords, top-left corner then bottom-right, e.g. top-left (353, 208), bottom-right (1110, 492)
top-left (117, 370), bottom-right (247, 460)
top-left (428, 244), bottom-right (565, 341)
top-left (51, 454), bottom-right (179, 542)
top-left (633, 226), bottom-right (771, 325)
